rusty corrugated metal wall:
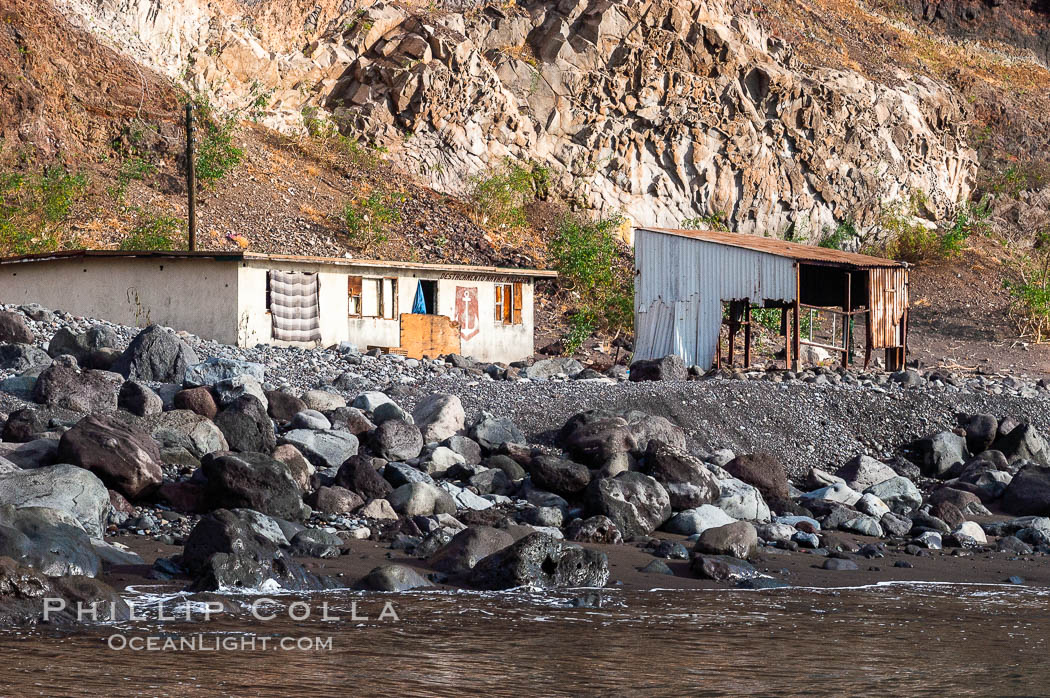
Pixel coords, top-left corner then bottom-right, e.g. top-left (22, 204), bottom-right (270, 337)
top-left (868, 267), bottom-right (909, 348)
top-left (634, 230), bottom-right (798, 368)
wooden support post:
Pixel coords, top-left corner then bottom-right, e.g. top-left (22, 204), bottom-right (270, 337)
top-left (842, 272), bottom-right (852, 368)
top-left (792, 264), bottom-right (801, 371)
top-left (185, 103), bottom-right (197, 251)
top-left (744, 304), bottom-right (752, 369)
top-left (728, 323), bottom-right (736, 366)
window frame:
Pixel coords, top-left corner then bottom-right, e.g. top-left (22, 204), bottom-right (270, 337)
top-left (494, 282), bottom-right (523, 325)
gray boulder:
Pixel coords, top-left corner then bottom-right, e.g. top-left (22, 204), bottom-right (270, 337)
top-left (0, 343), bottom-right (51, 373)
top-left (584, 472), bottom-right (671, 538)
top-left (1001, 465), bottom-right (1050, 516)
top-left (145, 410), bottom-right (228, 458)
top-left (112, 325), bottom-right (198, 382)
top-left (558, 411), bottom-right (636, 471)
top-left (388, 482), bottom-right (456, 516)
top-left (278, 429), bottom-right (359, 469)
top-left (468, 532), bottom-right (609, 590)
top-left (645, 442), bottom-right (720, 510)
top-left (184, 358), bottom-right (265, 387)
top-left (428, 526), bottom-right (514, 575)
top-left (362, 564), bottom-right (433, 591)
top-left (0, 464), bottom-right (111, 538)
top-left (915, 431), bottom-right (969, 477)
top-left (368, 420), bottom-right (423, 461)
top-left (663, 505), bottom-right (737, 536)
top-left (693, 521), bottom-right (758, 559)
top-left (32, 360), bottom-right (122, 413)
top-left (526, 455), bottom-right (591, 497)
top-left (470, 411), bottom-right (525, 452)
top-left (835, 455), bottom-right (897, 492)
top-left (213, 375), bottom-right (268, 410)
top-left (0, 505), bottom-right (100, 577)
top-left (117, 380), bottom-right (163, 417)
top-left (287, 409), bottom-right (331, 431)
top-left (864, 476), bottom-right (922, 514)
top-left (993, 424), bottom-right (1050, 466)
top-left (522, 357), bottom-right (584, 380)
top-left (411, 393), bottom-right (465, 442)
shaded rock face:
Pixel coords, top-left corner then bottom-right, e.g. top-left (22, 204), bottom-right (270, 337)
top-left (644, 442), bottom-right (719, 510)
top-left (200, 452), bottom-right (306, 521)
top-left (57, 414), bottom-right (163, 500)
top-left (0, 555), bottom-right (130, 625)
top-left (214, 396), bottom-right (276, 453)
top-left (723, 453), bottom-right (788, 502)
top-left (630, 356), bottom-right (688, 382)
top-left (0, 505), bottom-right (101, 578)
top-left (558, 411), bottom-right (637, 470)
top-left (362, 564), bottom-right (433, 592)
top-left (584, 472), bottom-right (671, 538)
top-left (468, 533), bottom-right (609, 590)
top-left (0, 465), bottom-right (111, 539)
top-left (32, 362), bottom-right (122, 413)
top-left (1001, 465), bottom-right (1050, 516)
top-left (0, 311), bottom-right (33, 344)
top-left (335, 455), bottom-right (393, 500)
top-left (428, 526), bottom-right (514, 576)
top-left (112, 325), bottom-right (198, 382)
top-left (182, 509), bottom-right (334, 592)
top-left (526, 455), bottom-right (592, 498)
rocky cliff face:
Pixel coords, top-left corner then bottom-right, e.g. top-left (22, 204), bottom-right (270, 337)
top-left (51, 0), bottom-right (982, 238)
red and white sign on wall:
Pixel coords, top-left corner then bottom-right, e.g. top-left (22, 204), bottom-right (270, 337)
top-left (455, 286), bottom-right (479, 340)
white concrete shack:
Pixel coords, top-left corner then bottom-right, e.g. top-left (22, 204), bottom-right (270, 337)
top-left (0, 250), bottom-right (557, 363)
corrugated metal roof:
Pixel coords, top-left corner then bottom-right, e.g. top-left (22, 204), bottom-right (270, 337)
top-left (638, 228), bottom-right (905, 269)
top-left (0, 249), bottom-right (557, 278)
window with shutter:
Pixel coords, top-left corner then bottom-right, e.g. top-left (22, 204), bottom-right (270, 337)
top-left (348, 276), bottom-right (363, 317)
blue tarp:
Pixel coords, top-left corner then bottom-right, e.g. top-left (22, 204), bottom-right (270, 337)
top-left (412, 281), bottom-right (427, 314)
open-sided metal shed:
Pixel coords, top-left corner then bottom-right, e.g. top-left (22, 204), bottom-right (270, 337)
top-left (633, 228), bottom-right (910, 371)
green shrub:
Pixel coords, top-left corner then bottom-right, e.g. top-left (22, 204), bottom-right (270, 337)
top-left (343, 187), bottom-right (403, 251)
top-left (878, 193), bottom-right (988, 263)
top-left (1006, 229), bottom-right (1050, 342)
top-left (682, 211), bottom-right (730, 232)
top-left (0, 166), bottom-right (87, 254)
top-left (109, 156), bottom-right (157, 201)
top-left (193, 97), bottom-right (243, 185)
top-left (468, 160), bottom-right (549, 233)
top-left (549, 214), bottom-right (633, 350)
top-left (119, 209), bottom-right (184, 251)
top-left (818, 220), bottom-right (859, 250)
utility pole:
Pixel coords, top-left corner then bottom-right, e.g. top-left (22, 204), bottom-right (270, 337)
top-left (185, 102), bottom-right (197, 251)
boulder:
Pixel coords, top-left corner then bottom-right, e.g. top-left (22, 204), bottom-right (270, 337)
top-left (184, 358), bottom-right (265, 387)
top-left (521, 357), bottom-right (584, 380)
top-left (565, 515), bottom-right (623, 544)
top-left (629, 355), bottom-right (687, 382)
top-left (306, 486), bottom-right (364, 515)
top-left (174, 387), bottom-right (219, 419)
top-left (200, 451), bottom-right (306, 520)
top-left (644, 442), bottom-right (720, 510)
top-left (47, 326), bottom-right (118, 364)
top-left (182, 509), bottom-right (333, 591)
top-left (2, 407), bottom-right (52, 443)
top-left (0, 465), bottom-right (111, 538)
top-left (279, 429), bottom-right (359, 469)
top-left (287, 409), bottom-right (331, 431)
top-left (411, 393), bottom-right (465, 442)
top-left (801, 482), bottom-right (862, 506)
top-left (388, 482), bottom-right (456, 516)
top-left (961, 414), bottom-right (998, 454)
top-left (624, 412), bottom-right (687, 452)
top-left (691, 554), bottom-right (760, 582)
top-left (145, 410), bottom-right (228, 458)
top-left (213, 396), bottom-right (276, 453)
top-left (327, 407), bottom-right (376, 435)
top-left (0, 343), bottom-right (50, 373)
top-left (915, 431), bottom-right (969, 477)
top-left (468, 468), bottom-right (514, 496)
top-left (663, 505), bottom-right (737, 535)
top-left (856, 493), bottom-right (891, 519)
top-left (526, 455), bottom-right (591, 497)
top-left (864, 476), bottom-right (922, 514)
top-left (32, 361), bottom-right (122, 413)
top-left (0, 311), bottom-right (33, 344)
top-left (722, 453), bottom-right (787, 502)
top-left (289, 528), bottom-right (343, 559)
top-left (0, 438), bottom-right (58, 469)
top-left (470, 412), bottom-right (525, 452)
top-left (0, 505), bottom-right (100, 577)
top-left (468, 532), bottom-right (609, 590)
top-left (112, 325), bottom-right (198, 382)
top-left (693, 521), bottom-right (758, 559)
top-left (359, 498), bottom-right (398, 520)
top-left (367, 420), bottom-right (423, 461)
top-left (335, 455), bottom-right (393, 500)
top-left (265, 390), bottom-right (308, 423)
top-left (584, 472), bottom-right (671, 538)
top-left (213, 376), bottom-right (268, 411)
top-left (992, 424), bottom-right (1050, 466)
top-left (57, 414), bottom-right (163, 500)
top-left (558, 412), bottom-right (636, 471)
top-left (1001, 465), bottom-right (1050, 515)
top-left (352, 391), bottom-right (393, 412)
top-left (715, 478), bottom-right (771, 522)
top-left (271, 444), bottom-right (314, 492)
top-left (117, 380), bottom-right (163, 417)
top-left (428, 526), bottom-right (514, 575)
top-left (301, 390), bottom-right (346, 412)
top-left (835, 455), bottom-right (897, 492)
top-left (362, 564), bottom-right (433, 591)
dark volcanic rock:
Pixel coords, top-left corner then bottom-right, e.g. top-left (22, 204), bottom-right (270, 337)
top-left (428, 526), bottom-right (514, 575)
top-left (112, 325), bottom-right (198, 382)
top-left (584, 472), bottom-right (671, 538)
top-left (629, 355), bottom-right (687, 382)
top-left (57, 414), bottom-right (163, 500)
top-left (558, 411), bottom-right (637, 469)
top-left (213, 395), bottom-right (276, 453)
top-left (469, 412), bottom-right (525, 452)
top-left (693, 521), bottom-right (758, 560)
top-left (644, 441), bottom-right (720, 510)
top-left (174, 387), bottom-right (219, 419)
top-left (367, 419), bottom-right (423, 461)
top-left (468, 532), bottom-right (609, 590)
top-left (265, 390), bottom-right (308, 423)
top-left (565, 515), bottom-right (623, 544)
top-left (992, 424), bottom-right (1050, 466)
top-left (0, 311), bottom-right (33, 344)
top-left (526, 455), bottom-right (591, 497)
top-left (335, 455), bottom-right (393, 500)
top-left (723, 453), bottom-right (788, 501)
top-left (200, 451), bottom-right (306, 520)
top-left (691, 554), bottom-right (759, 582)
top-left (1001, 464), bottom-right (1050, 516)
top-left (181, 509), bottom-right (333, 591)
top-left (32, 361), bottom-right (122, 413)
top-left (0, 343), bottom-right (50, 373)
top-left (117, 380), bottom-right (163, 417)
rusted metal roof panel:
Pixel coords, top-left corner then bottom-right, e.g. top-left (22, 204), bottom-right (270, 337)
top-left (639, 227), bottom-right (905, 269)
